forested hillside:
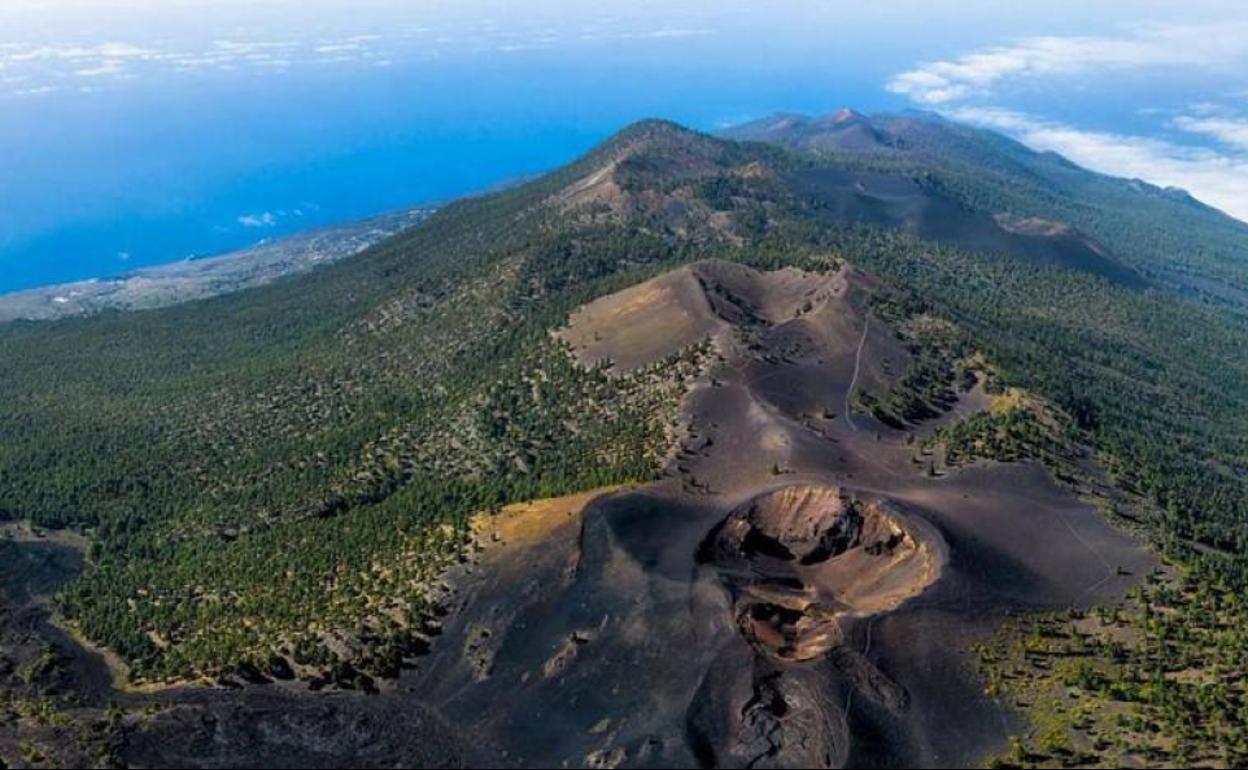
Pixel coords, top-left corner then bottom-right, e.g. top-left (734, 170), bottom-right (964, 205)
top-left (3, 115), bottom-right (1248, 695)
top-left (728, 110), bottom-right (1248, 304)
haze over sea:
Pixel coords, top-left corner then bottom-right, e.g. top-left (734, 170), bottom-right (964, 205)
top-left (3, 0), bottom-right (1247, 294)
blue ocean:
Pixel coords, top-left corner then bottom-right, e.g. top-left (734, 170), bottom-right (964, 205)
top-left (1, 1), bottom-right (1238, 293)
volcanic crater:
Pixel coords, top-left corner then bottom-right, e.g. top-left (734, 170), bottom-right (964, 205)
top-left (702, 483), bottom-right (946, 663)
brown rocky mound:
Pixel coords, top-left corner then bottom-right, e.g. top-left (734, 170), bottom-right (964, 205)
top-left (555, 259), bottom-right (846, 374)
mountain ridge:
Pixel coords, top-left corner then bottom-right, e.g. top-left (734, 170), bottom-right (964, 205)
top-left (729, 108), bottom-right (1248, 304)
top-left (6, 110), bottom-right (1244, 325)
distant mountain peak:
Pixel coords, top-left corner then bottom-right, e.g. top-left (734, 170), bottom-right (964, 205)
top-left (600, 118), bottom-right (707, 153)
top-left (824, 107), bottom-right (869, 124)
top-left (723, 108), bottom-right (890, 153)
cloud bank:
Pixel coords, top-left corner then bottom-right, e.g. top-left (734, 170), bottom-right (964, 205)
top-left (0, 17), bottom-right (720, 100)
top-left (887, 22), bottom-right (1248, 106)
top-left (887, 22), bottom-right (1248, 222)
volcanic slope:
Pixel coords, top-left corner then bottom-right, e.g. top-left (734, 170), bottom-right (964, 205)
top-left (4, 117), bottom-right (1248, 768)
top-left (726, 109), bottom-right (1248, 302)
top-left (410, 259), bottom-right (1152, 768)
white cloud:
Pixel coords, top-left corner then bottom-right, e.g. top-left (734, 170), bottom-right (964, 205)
top-left (74, 60), bottom-right (127, 77)
top-left (1172, 115), bottom-right (1248, 152)
top-left (8, 41), bottom-right (155, 65)
top-left (313, 43), bottom-right (362, 54)
top-left (95, 42), bottom-right (155, 59)
top-left (950, 107), bottom-right (1248, 221)
top-left (889, 22), bottom-right (1248, 105)
top-left (0, 11), bottom-right (721, 97)
top-left (887, 22), bottom-right (1248, 222)
top-left (642, 28), bottom-right (713, 39)
top-left (8, 85), bottom-right (57, 98)
top-left (0, 34), bottom-right (373, 91)
top-left (237, 212), bottom-right (278, 228)
top-left (495, 42), bottom-right (552, 54)
top-left (0, 40), bottom-right (161, 91)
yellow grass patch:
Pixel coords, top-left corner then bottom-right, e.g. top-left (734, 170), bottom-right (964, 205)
top-left (470, 484), bottom-right (634, 550)
top-left (989, 386), bottom-right (1028, 415)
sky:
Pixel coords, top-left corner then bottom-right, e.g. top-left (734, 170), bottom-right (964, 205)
top-left (2, 1), bottom-right (1247, 293)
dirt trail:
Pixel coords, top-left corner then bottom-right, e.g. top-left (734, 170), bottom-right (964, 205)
top-left (844, 317), bottom-right (871, 432)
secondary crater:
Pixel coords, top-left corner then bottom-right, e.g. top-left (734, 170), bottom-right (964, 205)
top-left (700, 483), bottom-right (946, 662)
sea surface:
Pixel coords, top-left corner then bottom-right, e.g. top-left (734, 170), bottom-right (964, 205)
top-left (0, 0), bottom-right (1225, 293)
